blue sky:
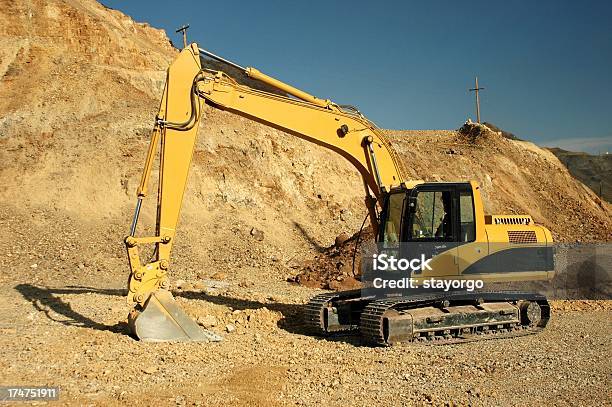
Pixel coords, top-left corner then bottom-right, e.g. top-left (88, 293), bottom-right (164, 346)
top-left (102, 0), bottom-right (612, 153)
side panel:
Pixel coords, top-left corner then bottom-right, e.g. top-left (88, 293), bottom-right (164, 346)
top-left (462, 246), bottom-right (554, 274)
top-left (458, 225), bottom-right (553, 282)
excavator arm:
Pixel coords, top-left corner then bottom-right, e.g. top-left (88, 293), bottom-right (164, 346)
top-left (125, 44), bottom-right (405, 341)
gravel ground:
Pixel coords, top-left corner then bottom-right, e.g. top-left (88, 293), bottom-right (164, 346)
top-left (0, 206), bottom-right (610, 406)
top-left (1, 269), bottom-right (610, 406)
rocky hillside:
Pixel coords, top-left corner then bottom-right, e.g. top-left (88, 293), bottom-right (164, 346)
top-left (548, 147), bottom-right (611, 203)
top-left (0, 0), bottom-right (369, 287)
top-left (0, 0), bottom-right (609, 290)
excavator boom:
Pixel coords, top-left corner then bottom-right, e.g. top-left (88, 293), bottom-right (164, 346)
top-left (125, 44), bottom-right (406, 341)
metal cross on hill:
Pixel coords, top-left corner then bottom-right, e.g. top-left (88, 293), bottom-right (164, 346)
top-left (469, 77), bottom-right (485, 123)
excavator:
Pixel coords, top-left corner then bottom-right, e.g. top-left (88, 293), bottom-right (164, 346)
top-left (124, 43), bottom-right (554, 345)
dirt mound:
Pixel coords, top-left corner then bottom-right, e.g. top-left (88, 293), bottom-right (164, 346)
top-left (290, 227), bottom-right (374, 290)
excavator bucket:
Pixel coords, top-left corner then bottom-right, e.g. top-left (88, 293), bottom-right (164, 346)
top-left (129, 290), bottom-right (222, 342)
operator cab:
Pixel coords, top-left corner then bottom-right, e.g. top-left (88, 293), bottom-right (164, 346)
top-left (378, 182), bottom-right (476, 245)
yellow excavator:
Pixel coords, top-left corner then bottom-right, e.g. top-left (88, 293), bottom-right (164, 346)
top-left (125, 43), bottom-right (554, 344)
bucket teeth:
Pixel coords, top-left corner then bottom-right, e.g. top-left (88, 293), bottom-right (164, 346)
top-left (129, 289), bottom-right (222, 342)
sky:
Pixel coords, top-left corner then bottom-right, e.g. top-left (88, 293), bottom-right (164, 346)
top-left (102, 0), bottom-right (612, 153)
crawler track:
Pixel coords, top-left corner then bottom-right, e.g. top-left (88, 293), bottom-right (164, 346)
top-left (305, 290), bottom-right (550, 346)
top-left (304, 290), bottom-right (365, 334)
top-left (360, 291), bottom-right (550, 345)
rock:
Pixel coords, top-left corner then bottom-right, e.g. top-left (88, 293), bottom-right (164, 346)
top-left (30, 263), bottom-right (38, 269)
top-left (225, 324), bottom-right (236, 333)
top-left (174, 279), bottom-right (186, 289)
top-left (142, 366), bottom-right (158, 374)
top-left (211, 272), bottom-right (227, 281)
top-left (334, 232), bottom-right (350, 247)
top-left (197, 315), bottom-right (217, 328)
top-left (328, 276), bottom-right (362, 291)
top-left (340, 261), bottom-right (357, 277)
top-left (250, 227), bottom-right (264, 241)
top-left (192, 281), bottom-right (207, 290)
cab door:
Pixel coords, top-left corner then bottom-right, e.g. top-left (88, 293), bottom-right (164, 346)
top-left (454, 184), bottom-right (487, 274)
top-left (403, 185), bottom-right (460, 277)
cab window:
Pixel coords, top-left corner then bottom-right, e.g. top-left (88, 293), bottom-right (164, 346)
top-left (410, 190), bottom-right (453, 241)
